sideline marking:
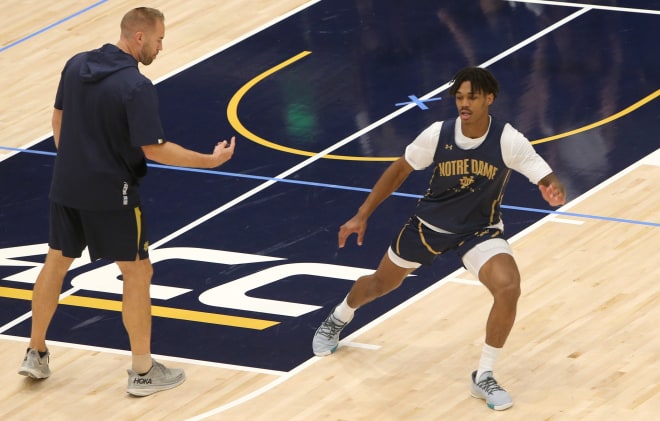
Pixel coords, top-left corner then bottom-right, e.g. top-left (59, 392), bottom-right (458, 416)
top-left (343, 342), bottom-right (382, 351)
top-left (550, 217), bottom-right (584, 225)
top-left (448, 278), bottom-right (481, 286)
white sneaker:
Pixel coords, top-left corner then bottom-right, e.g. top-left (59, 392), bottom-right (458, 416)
top-left (470, 370), bottom-right (513, 410)
top-left (127, 359), bottom-right (185, 397)
top-left (18, 348), bottom-right (51, 379)
top-left (312, 310), bottom-right (352, 356)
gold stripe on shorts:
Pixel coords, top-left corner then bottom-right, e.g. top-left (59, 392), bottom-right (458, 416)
top-left (417, 221), bottom-right (442, 255)
top-left (133, 206), bottom-right (142, 251)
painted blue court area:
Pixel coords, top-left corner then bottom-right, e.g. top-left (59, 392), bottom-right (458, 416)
top-left (1, 1), bottom-right (659, 372)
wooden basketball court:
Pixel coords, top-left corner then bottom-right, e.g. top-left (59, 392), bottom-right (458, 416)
top-left (0, 1), bottom-right (658, 420)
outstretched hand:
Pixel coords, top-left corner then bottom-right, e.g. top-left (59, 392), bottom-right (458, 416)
top-left (211, 136), bottom-right (236, 167)
top-left (539, 182), bottom-right (566, 206)
top-left (338, 215), bottom-right (367, 248)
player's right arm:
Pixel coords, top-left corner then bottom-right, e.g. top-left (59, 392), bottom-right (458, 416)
top-left (339, 122), bottom-right (439, 248)
top-left (338, 156), bottom-right (414, 248)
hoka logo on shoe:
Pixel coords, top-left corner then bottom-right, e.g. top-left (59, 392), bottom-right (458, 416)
top-left (133, 378), bottom-right (152, 385)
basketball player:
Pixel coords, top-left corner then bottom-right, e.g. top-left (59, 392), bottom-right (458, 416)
top-left (18, 7), bottom-right (235, 396)
top-left (312, 66), bottom-right (566, 410)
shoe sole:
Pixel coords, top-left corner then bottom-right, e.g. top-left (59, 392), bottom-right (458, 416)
top-left (470, 391), bottom-right (513, 411)
top-left (312, 344), bottom-right (338, 357)
top-left (127, 377), bottom-right (185, 397)
top-left (18, 368), bottom-right (50, 379)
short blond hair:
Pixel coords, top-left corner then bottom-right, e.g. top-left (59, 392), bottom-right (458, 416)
top-left (120, 7), bottom-right (164, 37)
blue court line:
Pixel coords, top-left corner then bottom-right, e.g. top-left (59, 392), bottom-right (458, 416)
top-left (0, 147), bottom-right (56, 157)
top-left (3, 145), bottom-right (657, 228)
top-left (0, 0), bottom-right (108, 53)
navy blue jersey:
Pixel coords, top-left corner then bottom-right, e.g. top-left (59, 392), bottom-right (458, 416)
top-left (414, 118), bottom-right (511, 233)
top-left (50, 44), bottom-right (165, 210)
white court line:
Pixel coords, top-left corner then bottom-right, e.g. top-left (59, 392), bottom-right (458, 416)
top-left (448, 278), bottom-right (481, 286)
top-left (550, 217), bottom-right (584, 225)
top-left (508, 0), bottom-right (660, 15)
top-left (343, 342), bottom-right (382, 351)
top-left (642, 148), bottom-right (660, 166)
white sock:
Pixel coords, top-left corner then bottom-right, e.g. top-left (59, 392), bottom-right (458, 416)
top-left (332, 295), bottom-right (356, 323)
top-left (476, 343), bottom-right (501, 381)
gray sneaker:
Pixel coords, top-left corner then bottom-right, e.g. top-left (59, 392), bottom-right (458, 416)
top-left (470, 370), bottom-right (513, 410)
top-left (312, 311), bottom-right (352, 356)
top-left (18, 348), bottom-right (51, 379)
top-left (126, 359), bottom-right (185, 397)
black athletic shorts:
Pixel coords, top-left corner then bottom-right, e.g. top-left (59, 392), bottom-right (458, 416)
top-left (390, 215), bottom-right (503, 266)
top-left (49, 202), bottom-right (149, 261)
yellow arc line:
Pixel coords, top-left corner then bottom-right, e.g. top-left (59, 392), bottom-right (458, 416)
top-left (227, 51), bottom-right (659, 160)
top-left (226, 51), bottom-right (393, 162)
top-left (531, 89), bottom-right (660, 145)
top-left (0, 286), bottom-right (278, 330)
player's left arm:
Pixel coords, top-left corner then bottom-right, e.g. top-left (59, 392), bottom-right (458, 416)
top-left (501, 124), bottom-right (566, 207)
top-left (538, 173), bottom-right (566, 206)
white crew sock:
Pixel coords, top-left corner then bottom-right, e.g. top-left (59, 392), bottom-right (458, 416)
top-left (476, 343), bottom-right (501, 381)
top-left (332, 295), bottom-right (356, 323)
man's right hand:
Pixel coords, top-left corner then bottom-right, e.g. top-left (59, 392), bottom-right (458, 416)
top-left (210, 136), bottom-right (235, 167)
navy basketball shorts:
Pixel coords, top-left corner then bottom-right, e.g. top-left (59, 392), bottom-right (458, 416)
top-left (49, 202), bottom-right (149, 262)
top-left (389, 215), bottom-right (511, 275)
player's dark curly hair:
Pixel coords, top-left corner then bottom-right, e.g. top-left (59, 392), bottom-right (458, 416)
top-left (449, 67), bottom-right (499, 98)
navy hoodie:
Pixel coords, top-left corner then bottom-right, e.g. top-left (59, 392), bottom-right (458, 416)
top-left (50, 43), bottom-right (165, 210)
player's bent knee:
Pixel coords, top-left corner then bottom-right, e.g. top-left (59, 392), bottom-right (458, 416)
top-left (369, 273), bottom-right (402, 298)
